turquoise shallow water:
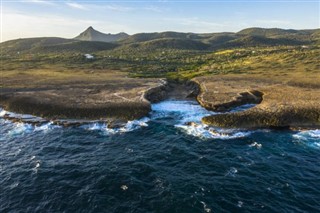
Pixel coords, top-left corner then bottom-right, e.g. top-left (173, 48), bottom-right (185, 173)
top-left (1, 100), bottom-right (319, 212)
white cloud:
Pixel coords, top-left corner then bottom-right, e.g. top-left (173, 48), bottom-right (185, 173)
top-left (62, 3), bottom-right (134, 12)
top-left (28, 0), bottom-right (56, 6)
top-left (102, 4), bottom-right (134, 12)
top-left (67, 3), bottom-right (166, 13)
top-left (1, 9), bottom-right (131, 41)
top-left (66, 2), bottom-right (88, 10)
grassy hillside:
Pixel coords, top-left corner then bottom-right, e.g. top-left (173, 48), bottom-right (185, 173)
top-left (1, 38), bottom-right (118, 55)
top-left (0, 37), bottom-right (72, 54)
top-left (237, 27), bottom-right (316, 37)
top-left (123, 38), bottom-right (209, 50)
top-left (1, 27), bottom-right (319, 82)
top-left (1, 27), bottom-right (319, 55)
top-left (33, 41), bottom-right (118, 53)
top-left (118, 31), bottom-right (202, 44)
top-left (174, 45), bottom-right (320, 79)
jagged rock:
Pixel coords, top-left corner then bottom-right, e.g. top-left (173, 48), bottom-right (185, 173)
top-left (185, 121), bottom-right (198, 127)
top-left (107, 119), bottom-right (127, 129)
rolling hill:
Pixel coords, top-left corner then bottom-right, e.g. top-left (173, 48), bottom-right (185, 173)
top-left (123, 38), bottom-right (210, 51)
top-left (0, 37), bottom-right (118, 54)
top-left (1, 27), bottom-right (319, 55)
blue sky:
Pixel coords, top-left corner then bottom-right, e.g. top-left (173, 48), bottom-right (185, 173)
top-left (1, 0), bottom-right (319, 41)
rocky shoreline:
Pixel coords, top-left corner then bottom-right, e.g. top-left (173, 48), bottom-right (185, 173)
top-left (0, 78), bottom-right (168, 127)
top-left (0, 79), bottom-right (198, 127)
top-left (1, 75), bottom-right (319, 129)
top-left (194, 76), bottom-right (320, 129)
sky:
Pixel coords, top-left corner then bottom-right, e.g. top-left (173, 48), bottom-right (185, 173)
top-left (1, 0), bottom-right (319, 42)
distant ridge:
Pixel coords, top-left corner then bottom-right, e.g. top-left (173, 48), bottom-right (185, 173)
top-left (1, 27), bottom-right (318, 54)
top-left (74, 26), bottom-right (129, 42)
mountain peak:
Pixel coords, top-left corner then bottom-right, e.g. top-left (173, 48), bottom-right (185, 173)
top-left (86, 26), bottom-right (95, 31)
top-left (74, 27), bottom-right (129, 43)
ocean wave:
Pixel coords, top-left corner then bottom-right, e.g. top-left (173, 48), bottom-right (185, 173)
top-left (1, 101), bottom-right (255, 138)
top-left (176, 123), bottom-right (252, 139)
top-left (292, 129), bottom-right (320, 149)
top-left (0, 108), bottom-right (7, 117)
top-left (1, 106), bottom-right (150, 135)
top-left (80, 117), bottom-right (150, 135)
top-left (151, 100), bottom-right (252, 139)
top-left (249, 142), bottom-right (262, 149)
top-left (6, 122), bottom-right (60, 137)
top-left (151, 100), bottom-right (216, 123)
top-left (0, 108), bottom-right (43, 120)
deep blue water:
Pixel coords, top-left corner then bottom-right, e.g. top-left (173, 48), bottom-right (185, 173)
top-left (1, 101), bottom-right (320, 213)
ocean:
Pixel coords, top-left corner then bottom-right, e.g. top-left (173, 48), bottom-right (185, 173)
top-left (1, 100), bottom-right (319, 212)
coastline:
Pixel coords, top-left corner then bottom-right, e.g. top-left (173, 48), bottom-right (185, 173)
top-left (0, 77), bottom-right (168, 126)
top-left (194, 75), bottom-right (320, 129)
top-left (1, 75), bottom-right (320, 129)
top-left (0, 78), bottom-right (196, 127)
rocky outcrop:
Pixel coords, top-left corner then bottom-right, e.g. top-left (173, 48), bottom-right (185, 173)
top-left (1, 94), bottom-right (151, 121)
top-left (202, 105), bottom-right (320, 129)
top-left (192, 77), bottom-right (267, 112)
top-left (0, 78), bottom-right (168, 122)
top-left (194, 76), bottom-right (320, 129)
top-left (143, 79), bottom-right (168, 103)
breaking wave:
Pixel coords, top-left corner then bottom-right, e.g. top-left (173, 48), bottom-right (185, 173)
top-left (80, 117), bottom-right (150, 135)
top-left (1, 101), bottom-right (255, 139)
top-left (293, 129), bottom-right (320, 149)
top-left (151, 100), bottom-right (252, 139)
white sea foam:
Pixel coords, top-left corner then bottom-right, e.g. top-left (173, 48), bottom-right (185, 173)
top-left (6, 122), bottom-right (60, 137)
top-left (176, 123), bottom-right (252, 139)
top-left (120, 185), bottom-right (128, 191)
top-left (200, 201), bottom-right (211, 213)
top-left (0, 108), bottom-right (7, 117)
top-left (83, 123), bottom-right (107, 131)
top-left (151, 100), bottom-right (215, 123)
top-left (225, 167), bottom-right (238, 177)
top-left (8, 123), bottom-right (34, 136)
top-left (35, 161), bottom-right (40, 169)
top-left (34, 122), bottom-right (61, 132)
top-left (151, 100), bottom-right (252, 139)
top-left (1, 108), bottom-right (60, 135)
top-left (0, 109), bottom-right (42, 120)
top-left (237, 201), bottom-right (244, 208)
top-left (80, 117), bottom-right (150, 135)
top-left (293, 129), bottom-right (320, 148)
top-left (249, 142), bottom-right (262, 149)
top-left (119, 117), bottom-right (150, 132)
top-left (2, 100), bottom-right (254, 138)
top-left (33, 160), bottom-right (41, 173)
top-left (9, 182), bottom-right (20, 189)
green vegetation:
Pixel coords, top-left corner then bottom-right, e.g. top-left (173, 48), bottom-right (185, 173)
top-left (1, 27), bottom-right (319, 83)
top-left (1, 27), bottom-right (319, 124)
